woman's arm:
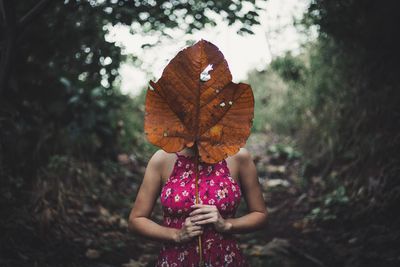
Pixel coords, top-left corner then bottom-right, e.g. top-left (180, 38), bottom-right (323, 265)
top-left (128, 150), bottom-right (179, 243)
top-left (224, 148), bottom-right (268, 234)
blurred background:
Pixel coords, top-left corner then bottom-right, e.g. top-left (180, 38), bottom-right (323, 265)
top-left (1, 0), bottom-right (399, 266)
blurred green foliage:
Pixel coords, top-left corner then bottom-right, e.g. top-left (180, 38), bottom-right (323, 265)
top-left (246, 67), bottom-right (288, 133)
top-left (307, 185), bottom-right (349, 221)
top-left (247, 0), bottom-right (400, 231)
top-left (267, 144), bottom-right (301, 161)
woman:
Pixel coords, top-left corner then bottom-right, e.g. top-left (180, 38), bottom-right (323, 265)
top-left (128, 146), bottom-right (267, 266)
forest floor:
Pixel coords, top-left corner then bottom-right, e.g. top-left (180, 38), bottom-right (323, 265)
top-left (2, 132), bottom-right (399, 267)
top-left (66, 132), bottom-right (341, 267)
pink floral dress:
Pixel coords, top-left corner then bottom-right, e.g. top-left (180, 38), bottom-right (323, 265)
top-left (156, 153), bottom-right (250, 267)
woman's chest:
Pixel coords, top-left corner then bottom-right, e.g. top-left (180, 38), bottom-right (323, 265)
top-left (160, 159), bottom-right (242, 217)
top-left (161, 156), bottom-right (240, 187)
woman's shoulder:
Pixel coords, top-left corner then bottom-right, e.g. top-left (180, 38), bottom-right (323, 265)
top-left (149, 147), bottom-right (252, 166)
top-left (148, 149), bottom-right (175, 167)
top-left (230, 147), bottom-right (252, 162)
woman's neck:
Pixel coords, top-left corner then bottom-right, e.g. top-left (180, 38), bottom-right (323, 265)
top-left (180, 147), bottom-right (195, 157)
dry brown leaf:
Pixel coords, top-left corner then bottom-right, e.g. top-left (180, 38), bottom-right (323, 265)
top-left (144, 39), bottom-right (254, 163)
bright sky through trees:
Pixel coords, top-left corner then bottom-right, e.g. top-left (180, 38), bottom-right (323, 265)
top-left (107, 0), bottom-right (316, 96)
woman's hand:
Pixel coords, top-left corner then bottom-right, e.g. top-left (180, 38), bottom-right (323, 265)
top-left (174, 216), bottom-right (204, 243)
top-left (189, 204), bottom-right (232, 233)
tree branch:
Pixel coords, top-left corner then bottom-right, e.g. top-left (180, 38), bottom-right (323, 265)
top-left (18, 0), bottom-right (52, 30)
top-left (0, 0), bottom-right (16, 95)
top-left (0, 0), bottom-right (53, 95)
top-left (0, 1), bottom-right (6, 23)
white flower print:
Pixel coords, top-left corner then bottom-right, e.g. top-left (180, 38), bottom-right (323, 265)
top-left (180, 181), bottom-right (185, 187)
top-left (215, 171), bottom-right (220, 176)
top-left (182, 190), bottom-right (189, 196)
top-left (221, 203), bottom-right (226, 210)
top-left (232, 185), bottom-right (236, 192)
top-left (172, 178), bottom-right (177, 183)
top-left (166, 217), bottom-right (171, 225)
top-left (191, 183), bottom-right (195, 189)
top-left (165, 188), bottom-right (171, 197)
top-left (206, 238), bottom-right (214, 250)
top-left (182, 171), bottom-right (189, 179)
top-left (178, 252), bottom-right (185, 262)
top-left (220, 167), bottom-right (225, 174)
top-left (177, 160), bottom-right (182, 167)
top-left (161, 260), bottom-right (169, 267)
top-left (208, 199), bottom-right (215, 205)
top-left (174, 195), bottom-right (180, 202)
top-left (185, 163), bottom-right (190, 169)
top-left (210, 179), bottom-right (215, 186)
top-left (168, 207), bottom-right (172, 213)
top-left (178, 209), bottom-right (182, 213)
top-left (224, 254), bottom-right (233, 264)
top-left (217, 189), bottom-right (226, 199)
top-left (207, 166), bottom-right (212, 173)
top-left (219, 182), bottom-right (224, 187)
